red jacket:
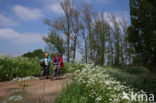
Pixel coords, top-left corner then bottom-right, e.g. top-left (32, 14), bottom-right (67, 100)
top-left (52, 56), bottom-right (64, 68)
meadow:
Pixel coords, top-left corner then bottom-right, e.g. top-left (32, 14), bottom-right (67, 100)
top-left (55, 64), bottom-right (156, 103)
top-left (107, 66), bottom-right (156, 95)
top-left (0, 55), bottom-right (155, 103)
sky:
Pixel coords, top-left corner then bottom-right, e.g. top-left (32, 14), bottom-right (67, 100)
top-left (0, 0), bottom-right (130, 59)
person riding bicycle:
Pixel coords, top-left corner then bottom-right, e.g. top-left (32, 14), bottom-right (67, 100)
top-left (41, 53), bottom-right (51, 79)
top-left (51, 53), bottom-right (64, 76)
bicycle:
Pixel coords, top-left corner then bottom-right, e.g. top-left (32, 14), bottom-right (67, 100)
top-left (39, 62), bottom-right (47, 80)
top-left (50, 63), bottom-right (61, 80)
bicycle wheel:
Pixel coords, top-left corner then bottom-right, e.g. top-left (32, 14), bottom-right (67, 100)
top-left (39, 69), bottom-right (45, 80)
top-left (56, 68), bottom-right (61, 80)
top-left (50, 70), bottom-right (55, 81)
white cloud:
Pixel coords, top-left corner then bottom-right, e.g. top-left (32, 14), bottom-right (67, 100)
top-left (114, 11), bottom-right (130, 21)
top-left (95, 0), bottom-right (113, 5)
top-left (39, 0), bottom-right (64, 15)
top-left (46, 0), bottom-right (112, 15)
top-left (0, 14), bottom-right (18, 26)
top-left (12, 5), bottom-right (43, 21)
top-left (49, 2), bottom-right (64, 14)
top-left (36, 0), bottom-right (60, 4)
top-left (0, 28), bottom-right (43, 44)
top-left (102, 11), bottom-right (130, 28)
top-left (77, 0), bottom-right (112, 5)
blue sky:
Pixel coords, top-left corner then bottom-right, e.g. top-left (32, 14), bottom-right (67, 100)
top-left (0, 0), bottom-right (130, 58)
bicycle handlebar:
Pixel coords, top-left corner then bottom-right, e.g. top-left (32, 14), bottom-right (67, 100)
top-left (53, 62), bottom-right (60, 65)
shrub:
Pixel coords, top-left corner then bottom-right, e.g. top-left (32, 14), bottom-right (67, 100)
top-left (62, 62), bottom-right (84, 73)
top-left (0, 56), bottom-right (40, 81)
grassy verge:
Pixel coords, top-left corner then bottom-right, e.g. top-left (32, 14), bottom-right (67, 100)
top-left (107, 66), bottom-right (156, 95)
top-left (55, 82), bottom-right (88, 103)
top-left (55, 64), bottom-right (149, 103)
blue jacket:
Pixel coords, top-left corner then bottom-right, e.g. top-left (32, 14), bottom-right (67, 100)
top-left (41, 57), bottom-right (51, 66)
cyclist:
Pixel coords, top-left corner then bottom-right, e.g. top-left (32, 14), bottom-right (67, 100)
top-left (51, 53), bottom-right (64, 76)
top-left (41, 53), bottom-right (51, 79)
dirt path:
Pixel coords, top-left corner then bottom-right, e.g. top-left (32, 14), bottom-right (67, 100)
top-left (0, 77), bottom-right (68, 103)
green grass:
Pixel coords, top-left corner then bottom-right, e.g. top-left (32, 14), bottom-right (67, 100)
top-left (55, 83), bottom-right (88, 103)
top-left (106, 66), bottom-right (156, 95)
top-left (111, 66), bottom-right (149, 74)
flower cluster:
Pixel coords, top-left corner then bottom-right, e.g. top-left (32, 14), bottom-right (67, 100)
top-left (12, 76), bottom-right (38, 82)
top-left (8, 95), bottom-right (23, 102)
top-left (74, 64), bottom-right (146, 103)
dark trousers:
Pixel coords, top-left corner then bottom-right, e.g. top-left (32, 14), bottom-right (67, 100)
top-left (44, 65), bottom-right (50, 75)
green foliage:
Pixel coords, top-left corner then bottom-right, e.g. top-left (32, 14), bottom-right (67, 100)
top-left (111, 66), bottom-right (149, 74)
top-left (128, 0), bottom-right (156, 67)
top-left (42, 32), bottom-right (65, 56)
top-left (22, 49), bottom-right (44, 59)
top-left (107, 66), bottom-right (156, 95)
top-left (62, 62), bottom-right (84, 73)
top-left (92, 14), bottom-right (110, 65)
top-left (0, 56), bottom-right (40, 81)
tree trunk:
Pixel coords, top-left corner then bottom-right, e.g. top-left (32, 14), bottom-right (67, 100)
top-left (84, 37), bottom-right (88, 63)
top-left (67, 19), bottom-right (70, 62)
top-left (89, 28), bottom-right (93, 61)
top-left (73, 39), bottom-right (77, 63)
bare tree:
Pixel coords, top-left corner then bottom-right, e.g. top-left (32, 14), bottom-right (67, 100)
top-left (120, 18), bottom-right (134, 65)
top-left (81, 3), bottom-right (94, 62)
top-left (43, 0), bottom-right (131, 66)
top-left (92, 12), bottom-right (110, 65)
top-left (107, 31), bottom-right (114, 65)
top-left (81, 25), bottom-right (89, 63)
top-left (70, 8), bottom-right (82, 62)
top-left (60, 0), bottom-right (73, 62)
top-left (109, 13), bottom-right (122, 65)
